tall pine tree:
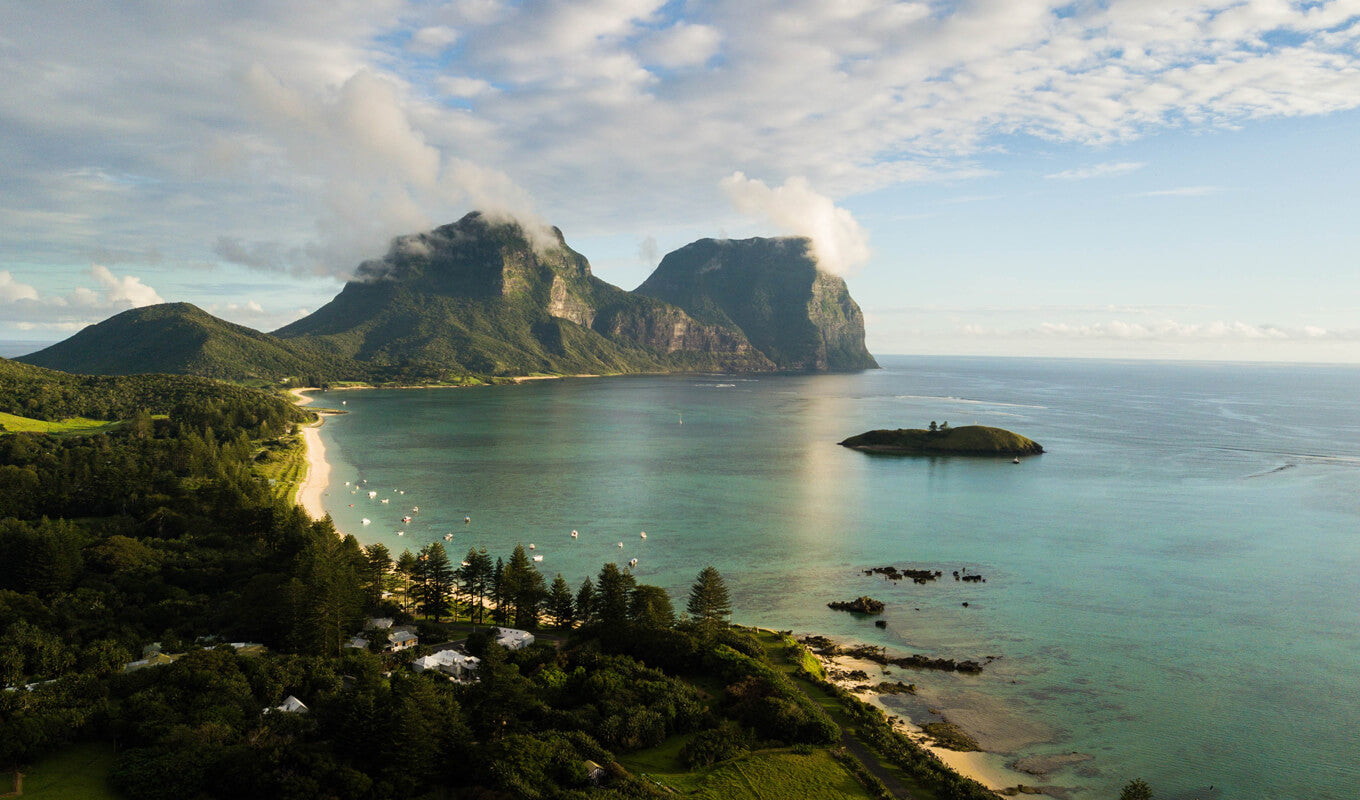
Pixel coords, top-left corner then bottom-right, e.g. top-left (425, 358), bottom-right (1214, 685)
top-left (686, 565), bottom-right (732, 626)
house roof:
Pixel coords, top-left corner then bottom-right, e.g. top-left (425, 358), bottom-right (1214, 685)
top-left (494, 627), bottom-right (534, 647)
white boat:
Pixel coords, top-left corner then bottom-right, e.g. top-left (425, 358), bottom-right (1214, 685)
top-left (368, 491), bottom-right (377, 499)
top-left (464, 516), bottom-right (471, 524)
top-left (617, 542), bottom-right (624, 548)
top-left (396, 530), bottom-right (404, 536)
top-left (532, 555), bottom-right (543, 562)
top-left (529, 543), bottom-right (535, 550)
top-left (640, 531), bottom-right (647, 540)
top-left (361, 518), bottom-right (371, 525)
top-left (341, 401), bottom-right (346, 405)
top-left (571, 530), bottom-right (578, 539)
top-left (380, 498), bottom-right (390, 504)
top-left (444, 533), bottom-right (453, 541)
top-left (344, 481), bottom-right (350, 486)
top-left (628, 558), bottom-right (638, 568)
top-left (412, 506), bottom-right (419, 513)
top-left (1012, 457), bottom-right (1021, 464)
top-left (402, 515), bottom-right (412, 523)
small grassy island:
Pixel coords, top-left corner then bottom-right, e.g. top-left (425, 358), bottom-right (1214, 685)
top-left (839, 424), bottom-right (1044, 456)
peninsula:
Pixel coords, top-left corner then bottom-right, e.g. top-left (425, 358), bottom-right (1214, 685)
top-left (839, 425), bottom-right (1044, 456)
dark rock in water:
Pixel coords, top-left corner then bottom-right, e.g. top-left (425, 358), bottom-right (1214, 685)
top-left (874, 619), bottom-right (887, 628)
top-left (961, 574), bottom-right (985, 583)
top-left (828, 596), bottom-right (885, 614)
top-left (867, 565), bottom-right (943, 584)
top-left (874, 681), bottom-right (917, 695)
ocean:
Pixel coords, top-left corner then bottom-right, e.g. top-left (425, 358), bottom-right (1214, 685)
top-left (310, 356), bottom-right (1360, 799)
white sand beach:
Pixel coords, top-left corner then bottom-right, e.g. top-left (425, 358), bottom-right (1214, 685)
top-left (289, 388), bottom-right (330, 523)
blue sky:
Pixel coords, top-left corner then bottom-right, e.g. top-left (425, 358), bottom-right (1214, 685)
top-left (2, 1), bottom-right (1360, 361)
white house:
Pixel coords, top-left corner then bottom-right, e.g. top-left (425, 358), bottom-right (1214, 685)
top-left (412, 649), bottom-right (481, 680)
top-left (387, 628), bottom-right (419, 652)
top-left (494, 627), bottom-right (534, 650)
top-left (366, 617), bottom-right (394, 630)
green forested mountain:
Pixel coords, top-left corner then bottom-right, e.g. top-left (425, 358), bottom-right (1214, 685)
top-left (274, 212), bottom-right (774, 376)
top-left (17, 302), bottom-right (352, 383)
top-left (20, 213), bottom-right (876, 382)
top-left (636, 237), bottom-right (879, 371)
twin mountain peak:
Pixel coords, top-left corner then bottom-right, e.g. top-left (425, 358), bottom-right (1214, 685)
top-left (23, 212), bottom-right (878, 382)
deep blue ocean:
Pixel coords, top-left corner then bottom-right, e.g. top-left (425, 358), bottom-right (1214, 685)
top-left (311, 356), bottom-right (1360, 799)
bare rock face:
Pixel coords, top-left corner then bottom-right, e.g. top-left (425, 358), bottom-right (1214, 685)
top-left (636, 237), bottom-right (878, 371)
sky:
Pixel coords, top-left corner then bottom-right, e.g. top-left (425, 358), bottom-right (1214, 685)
top-left (3, 0), bottom-right (1360, 362)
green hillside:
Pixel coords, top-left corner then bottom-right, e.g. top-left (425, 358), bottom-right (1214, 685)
top-left (17, 302), bottom-right (352, 382)
top-left (839, 425), bottom-right (1045, 455)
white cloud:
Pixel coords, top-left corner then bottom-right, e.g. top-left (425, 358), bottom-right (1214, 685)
top-left (1046, 162), bottom-right (1148, 180)
top-left (0, 271), bottom-right (39, 302)
top-left (720, 172), bottom-right (871, 275)
top-left (409, 26), bottom-right (460, 55)
top-left (641, 23), bottom-right (721, 69)
top-left (436, 76), bottom-right (496, 98)
top-left (89, 265), bottom-right (164, 308)
top-left (0, 266), bottom-right (165, 331)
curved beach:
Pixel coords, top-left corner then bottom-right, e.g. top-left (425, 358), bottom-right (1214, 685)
top-left (289, 388), bottom-right (331, 523)
top-left (285, 383), bottom-right (1026, 796)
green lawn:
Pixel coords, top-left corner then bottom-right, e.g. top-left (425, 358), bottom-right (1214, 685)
top-left (620, 740), bottom-right (876, 799)
top-left (4, 742), bottom-right (120, 799)
top-left (253, 433), bottom-right (308, 502)
top-left (0, 411), bottom-right (120, 436)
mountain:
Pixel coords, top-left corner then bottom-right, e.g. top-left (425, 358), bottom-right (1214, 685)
top-left (18, 303), bottom-right (348, 382)
top-left (273, 212), bottom-right (774, 376)
top-left (635, 237), bottom-right (879, 371)
top-left (22, 213), bottom-right (876, 382)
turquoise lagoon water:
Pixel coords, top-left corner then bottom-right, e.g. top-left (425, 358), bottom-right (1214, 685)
top-left (312, 356), bottom-right (1360, 799)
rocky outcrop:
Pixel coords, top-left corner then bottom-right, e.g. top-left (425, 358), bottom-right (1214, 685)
top-left (636, 236), bottom-right (878, 371)
top-left (828, 596), bottom-right (886, 614)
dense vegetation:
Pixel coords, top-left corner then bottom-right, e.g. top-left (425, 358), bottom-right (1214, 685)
top-left (16, 303), bottom-right (364, 384)
top-left (839, 424), bottom-right (1044, 456)
top-left (2, 362), bottom-right (998, 799)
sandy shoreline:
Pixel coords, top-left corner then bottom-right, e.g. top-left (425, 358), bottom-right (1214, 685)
top-left (289, 388), bottom-right (331, 523)
top-left (812, 649), bottom-right (1071, 798)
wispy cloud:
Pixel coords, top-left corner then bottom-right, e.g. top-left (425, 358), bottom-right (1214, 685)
top-left (1132, 186), bottom-right (1223, 197)
top-left (1045, 162), bottom-right (1147, 180)
top-left (960, 319), bottom-right (1360, 342)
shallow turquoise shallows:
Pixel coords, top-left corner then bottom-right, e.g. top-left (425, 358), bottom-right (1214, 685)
top-left (313, 356), bottom-right (1360, 800)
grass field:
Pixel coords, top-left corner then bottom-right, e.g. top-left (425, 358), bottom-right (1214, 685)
top-left (620, 740), bottom-right (876, 799)
top-left (753, 629), bottom-right (949, 800)
top-left (253, 433), bottom-right (308, 502)
top-left (2, 742), bottom-right (120, 799)
top-left (0, 411), bottom-right (120, 436)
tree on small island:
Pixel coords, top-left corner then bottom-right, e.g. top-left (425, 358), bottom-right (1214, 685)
top-left (929, 421), bottom-right (938, 431)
